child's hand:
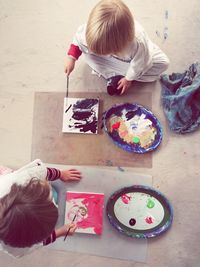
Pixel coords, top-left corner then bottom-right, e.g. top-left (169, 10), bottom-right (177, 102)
top-left (60, 169), bottom-right (82, 182)
top-left (65, 58), bottom-right (76, 76)
top-left (55, 223), bottom-right (77, 238)
top-left (117, 78), bottom-right (132, 95)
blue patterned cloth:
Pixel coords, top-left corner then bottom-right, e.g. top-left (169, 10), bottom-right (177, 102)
top-left (160, 63), bottom-right (200, 133)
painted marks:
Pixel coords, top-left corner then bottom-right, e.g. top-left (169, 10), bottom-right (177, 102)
top-left (129, 218), bottom-right (136, 226)
top-left (133, 136), bottom-right (140, 144)
top-left (108, 186), bottom-right (173, 238)
top-left (117, 166), bottom-right (125, 172)
top-left (121, 194), bottom-right (131, 204)
top-left (62, 98), bottom-right (99, 134)
top-left (109, 112), bottom-right (157, 149)
top-left (106, 160), bottom-right (113, 166)
top-left (147, 198), bottom-right (155, 209)
top-left (113, 191), bottom-right (165, 230)
top-left (145, 216), bottom-right (154, 224)
top-left (104, 103), bottom-right (162, 153)
top-left (165, 10), bottom-right (169, 20)
top-left (155, 10), bottom-right (169, 42)
top-left (65, 191), bottom-right (104, 235)
top-left (112, 121), bottom-right (121, 130)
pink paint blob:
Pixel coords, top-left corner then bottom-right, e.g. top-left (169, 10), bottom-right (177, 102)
top-left (121, 194), bottom-right (131, 204)
top-left (120, 130), bottom-right (128, 138)
top-left (66, 192), bottom-right (104, 235)
top-left (145, 216), bottom-right (153, 224)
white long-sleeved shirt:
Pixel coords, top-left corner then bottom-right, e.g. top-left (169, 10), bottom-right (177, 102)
top-left (67, 21), bottom-right (155, 80)
top-left (0, 159), bottom-right (56, 258)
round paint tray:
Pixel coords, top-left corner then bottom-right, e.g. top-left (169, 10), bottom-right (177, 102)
top-left (103, 103), bottom-right (163, 153)
top-left (106, 185), bottom-right (173, 238)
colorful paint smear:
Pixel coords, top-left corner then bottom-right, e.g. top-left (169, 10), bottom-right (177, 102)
top-left (62, 98), bottom-right (99, 134)
top-left (109, 111), bottom-right (157, 149)
top-left (65, 191), bottom-right (104, 235)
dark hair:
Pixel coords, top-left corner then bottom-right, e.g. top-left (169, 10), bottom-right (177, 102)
top-left (0, 178), bottom-right (58, 248)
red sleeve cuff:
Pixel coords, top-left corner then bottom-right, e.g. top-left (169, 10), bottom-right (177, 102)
top-left (67, 44), bottom-right (82, 60)
top-left (43, 230), bottom-right (56, 246)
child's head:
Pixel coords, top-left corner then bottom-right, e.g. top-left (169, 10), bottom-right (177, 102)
top-left (86, 0), bottom-right (134, 55)
top-left (0, 178), bottom-right (58, 248)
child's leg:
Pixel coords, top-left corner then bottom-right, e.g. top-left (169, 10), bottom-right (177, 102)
top-left (83, 53), bottom-right (129, 79)
top-left (136, 46), bottom-right (169, 82)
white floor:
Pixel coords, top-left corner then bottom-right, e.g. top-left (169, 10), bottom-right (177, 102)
top-left (0, 0), bottom-right (200, 266)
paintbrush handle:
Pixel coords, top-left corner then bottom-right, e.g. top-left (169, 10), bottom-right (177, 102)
top-left (66, 76), bottom-right (69, 98)
top-left (63, 214), bottom-right (76, 241)
top-left (63, 226), bottom-right (71, 241)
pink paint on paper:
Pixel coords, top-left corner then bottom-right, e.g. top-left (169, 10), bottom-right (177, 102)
top-left (145, 216), bottom-right (154, 224)
top-left (66, 192), bottom-right (104, 235)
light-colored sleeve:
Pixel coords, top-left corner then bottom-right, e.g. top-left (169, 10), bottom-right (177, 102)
top-left (67, 24), bottom-right (88, 60)
top-left (0, 159), bottom-right (47, 199)
top-left (72, 24), bottom-right (87, 47)
top-left (0, 241), bottom-right (42, 258)
top-left (125, 41), bottom-right (152, 81)
top-left (125, 21), bottom-right (153, 81)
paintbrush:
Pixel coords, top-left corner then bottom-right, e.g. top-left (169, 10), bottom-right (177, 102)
top-left (63, 214), bottom-right (77, 241)
top-left (66, 76), bottom-right (69, 98)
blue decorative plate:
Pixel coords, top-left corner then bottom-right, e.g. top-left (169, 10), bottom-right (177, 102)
top-left (106, 185), bottom-right (173, 238)
top-left (103, 103), bottom-right (163, 153)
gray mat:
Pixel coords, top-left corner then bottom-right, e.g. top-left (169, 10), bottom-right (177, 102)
top-left (47, 164), bottom-right (152, 263)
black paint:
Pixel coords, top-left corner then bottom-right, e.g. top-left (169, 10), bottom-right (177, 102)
top-left (129, 218), bottom-right (136, 226)
top-left (125, 111), bottom-right (136, 121)
top-left (74, 99), bottom-right (98, 109)
top-left (69, 99), bottom-right (98, 133)
top-left (65, 104), bottom-right (72, 113)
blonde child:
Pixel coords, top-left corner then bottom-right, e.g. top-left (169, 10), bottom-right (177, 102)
top-left (65, 0), bottom-right (169, 95)
top-left (0, 159), bottom-right (81, 257)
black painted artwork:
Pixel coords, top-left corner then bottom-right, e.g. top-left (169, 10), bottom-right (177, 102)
top-left (63, 98), bottom-right (99, 134)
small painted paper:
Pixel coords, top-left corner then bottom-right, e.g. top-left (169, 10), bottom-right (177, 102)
top-left (62, 97), bottom-right (99, 134)
top-left (65, 191), bottom-right (104, 235)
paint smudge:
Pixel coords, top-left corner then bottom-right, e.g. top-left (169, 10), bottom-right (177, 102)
top-left (156, 30), bottom-right (161, 38)
top-left (106, 160), bottom-right (113, 166)
top-left (163, 26), bottom-right (168, 40)
top-left (165, 10), bottom-right (169, 20)
top-left (163, 11), bottom-right (169, 42)
top-left (145, 216), bottom-right (154, 224)
top-left (121, 194), bottom-right (131, 204)
top-left (147, 199), bottom-right (155, 209)
top-left (117, 166), bottom-right (125, 172)
top-left (129, 218), bottom-right (136, 226)
top-left (112, 121), bottom-right (121, 129)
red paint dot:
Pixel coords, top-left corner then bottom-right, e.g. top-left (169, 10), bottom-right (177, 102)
top-left (145, 216), bottom-right (153, 224)
top-left (112, 122), bottom-right (121, 129)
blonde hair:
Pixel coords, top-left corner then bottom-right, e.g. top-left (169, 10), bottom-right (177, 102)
top-left (0, 178), bottom-right (58, 248)
top-left (86, 0), bottom-right (135, 55)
